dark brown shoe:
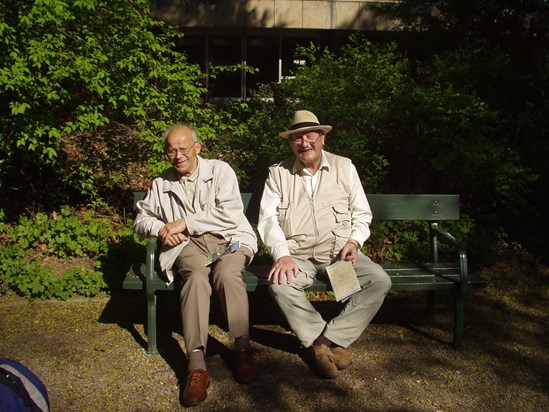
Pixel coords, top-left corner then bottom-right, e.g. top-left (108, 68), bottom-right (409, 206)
top-left (330, 346), bottom-right (352, 370)
top-left (182, 369), bottom-right (210, 406)
top-left (234, 349), bottom-right (258, 384)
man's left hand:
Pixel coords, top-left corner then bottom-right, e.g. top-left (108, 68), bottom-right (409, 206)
top-left (340, 241), bottom-right (360, 265)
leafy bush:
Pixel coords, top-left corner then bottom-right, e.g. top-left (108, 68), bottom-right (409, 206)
top-left (0, 0), bottom-right (248, 215)
top-left (241, 35), bottom-right (405, 193)
top-left (0, 206), bottom-right (129, 299)
top-left (367, 221), bottom-right (429, 263)
top-left (3, 207), bottom-right (115, 258)
top-left (366, 216), bottom-right (479, 263)
top-left (240, 32), bottom-right (537, 261)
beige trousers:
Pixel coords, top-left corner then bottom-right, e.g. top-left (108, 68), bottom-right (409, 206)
top-left (269, 252), bottom-right (391, 348)
top-left (175, 233), bottom-right (252, 355)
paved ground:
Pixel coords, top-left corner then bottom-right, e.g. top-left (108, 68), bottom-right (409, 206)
top-left (0, 264), bottom-right (547, 411)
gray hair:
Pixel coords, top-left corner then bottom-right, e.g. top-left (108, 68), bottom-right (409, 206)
top-left (163, 124), bottom-right (198, 142)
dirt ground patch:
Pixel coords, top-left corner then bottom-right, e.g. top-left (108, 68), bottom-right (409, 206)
top-left (0, 257), bottom-right (547, 411)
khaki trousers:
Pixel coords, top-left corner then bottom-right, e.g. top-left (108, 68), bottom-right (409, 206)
top-left (269, 252), bottom-right (391, 348)
top-left (176, 233), bottom-right (252, 355)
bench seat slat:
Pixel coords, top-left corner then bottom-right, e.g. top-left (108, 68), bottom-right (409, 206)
top-left (124, 264), bottom-right (485, 292)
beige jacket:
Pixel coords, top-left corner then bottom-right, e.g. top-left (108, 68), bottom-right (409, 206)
top-left (134, 156), bottom-right (257, 283)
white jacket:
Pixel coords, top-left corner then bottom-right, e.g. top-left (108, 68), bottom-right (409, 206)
top-left (134, 156), bottom-right (258, 283)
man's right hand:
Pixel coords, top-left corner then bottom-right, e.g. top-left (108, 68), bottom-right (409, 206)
top-left (161, 232), bottom-right (188, 247)
top-left (268, 256), bottom-right (300, 285)
top-left (159, 219), bottom-right (188, 247)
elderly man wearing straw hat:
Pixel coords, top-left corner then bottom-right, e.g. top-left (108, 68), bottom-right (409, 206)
top-left (258, 110), bottom-right (391, 379)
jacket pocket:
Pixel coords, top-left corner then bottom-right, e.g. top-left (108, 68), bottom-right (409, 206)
top-left (277, 201), bottom-right (292, 234)
top-left (198, 190), bottom-right (216, 211)
top-left (332, 203), bottom-right (351, 226)
top-left (330, 226), bottom-right (352, 259)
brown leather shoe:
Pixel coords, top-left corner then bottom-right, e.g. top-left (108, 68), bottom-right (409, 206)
top-left (182, 369), bottom-right (210, 406)
top-left (330, 346), bottom-right (352, 370)
top-left (310, 344), bottom-right (338, 379)
top-left (234, 349), bottom-right (258, 384)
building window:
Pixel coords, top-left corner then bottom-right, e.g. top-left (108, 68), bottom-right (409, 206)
top-left (176, 31), bottom-right (325, 99)
top-left (280, 35), bottom-right (317, 80)
top-left (246, 36), bottom-right (279, 96)
top-left (208, 36), bottom-right (242, 98)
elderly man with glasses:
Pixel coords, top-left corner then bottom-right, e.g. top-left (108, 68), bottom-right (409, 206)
top-left (258, 110), bottom-right (391, 379)
top-left (134, 124), bottom-right (258, 406)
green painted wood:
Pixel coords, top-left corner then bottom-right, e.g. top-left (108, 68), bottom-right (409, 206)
top-left (367, 194), bottom-right (460, 221)
top-left (123, 262), bottom-right (485, 292)
top-left (133, 191), bottom-right (146, 208)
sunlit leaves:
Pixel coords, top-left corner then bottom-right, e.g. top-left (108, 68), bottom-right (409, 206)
top-left (0, 0), bottom-right (225, 210)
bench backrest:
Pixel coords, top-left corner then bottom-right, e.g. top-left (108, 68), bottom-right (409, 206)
top-left (133, 192), bottom-right (459, 221)
top-left (367, 194), bottom-right (460, 221)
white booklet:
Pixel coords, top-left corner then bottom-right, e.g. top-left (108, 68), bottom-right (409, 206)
top-left (326, 259), bottom-right (361, 302)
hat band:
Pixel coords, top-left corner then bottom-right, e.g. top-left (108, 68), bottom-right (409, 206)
top-left (289, 121), bottom-right (320, 130)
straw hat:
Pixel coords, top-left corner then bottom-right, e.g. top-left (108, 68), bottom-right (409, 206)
top-left (279, 110), bottom-right (332, 138)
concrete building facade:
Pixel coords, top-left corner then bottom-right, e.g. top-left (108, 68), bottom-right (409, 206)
top-left (152, 1), bottom-right (399, 98)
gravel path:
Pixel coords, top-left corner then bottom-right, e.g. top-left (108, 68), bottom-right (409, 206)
top-left (0, 261), bottom-right (547, 411)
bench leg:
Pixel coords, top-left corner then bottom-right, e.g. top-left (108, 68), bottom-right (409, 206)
top-left (453, 293), bottom-right (464, 350)
top-left (147, 291), bottom-right (159, 355)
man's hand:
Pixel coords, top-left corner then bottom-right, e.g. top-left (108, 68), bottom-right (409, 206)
top-left (158, 219), bottom-right (188, 247)
top-left (340, 240), bottom-right (360, 265)
top-left (161, 233), bottom-right (188, 247)
top-left (268, 256), bottom-right (300, 285)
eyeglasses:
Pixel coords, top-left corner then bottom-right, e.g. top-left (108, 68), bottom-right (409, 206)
top-left (166, 142), bottom-right (197, 157)
top-left (289, 132), bottom-right (323, 144)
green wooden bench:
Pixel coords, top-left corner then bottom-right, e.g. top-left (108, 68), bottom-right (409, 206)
top-left (124, 192), bottom-right (485, 354)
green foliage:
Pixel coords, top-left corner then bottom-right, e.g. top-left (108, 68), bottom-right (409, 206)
top-left (366, 221), bottom-right (429, 263)
top-left (365, 216), bottom-right (481, 264)
top-left (377, 0), bottom-right (549, 261)
top-left (59, 267), bottom-right (106, 298)
top-left (6, 261), bottom-right (59, 300)
top-left (0, 0), bottom-right (247, 215)
top-left (243, 35), bottom-right (406, 192)
top-left (241, 31), bottom-right (541, 260)
top-left (382, 81), bottom-right (534, 209)
top-left (1, 254), bottom-right (107, 300)
top-left (218, 96), bottom-right (292, 191)
top-left (0, 206), bottom-right (125, 299)
top-left (0, 0), bottom-right (546, 301)
top-left (3, 206), bottom-right (115, 258)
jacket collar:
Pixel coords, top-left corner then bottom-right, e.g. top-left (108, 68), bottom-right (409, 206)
top-left (161, 156), bottom-right (213, 193)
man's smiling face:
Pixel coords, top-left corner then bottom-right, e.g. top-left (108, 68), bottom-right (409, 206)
top-left (165, 126), bottom-right (201, 178)
top-left (289, 130), bottom-right (325, 172)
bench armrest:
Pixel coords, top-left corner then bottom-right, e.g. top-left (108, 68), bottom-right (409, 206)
top-left (145, 236), bottom-right (158, 287)
top-left (430, 223), bottom-right (469, 291)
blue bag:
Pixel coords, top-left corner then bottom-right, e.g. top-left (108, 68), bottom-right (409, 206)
top-left (0, 358), bottom-right (50, 412)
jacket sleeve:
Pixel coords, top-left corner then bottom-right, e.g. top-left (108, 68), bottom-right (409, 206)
top-left (133, 180), bottom-right (166, 238)
top-left (348, 164), bottom-right (372, 246)
top-left (257, 166), bottom-right (291, 261)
